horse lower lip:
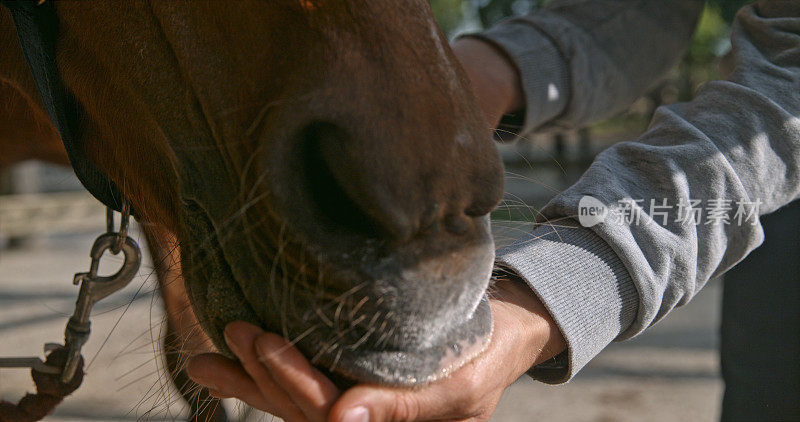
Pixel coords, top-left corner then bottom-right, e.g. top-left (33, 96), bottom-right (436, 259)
top-left (307, 296), bottom-right (493, 386)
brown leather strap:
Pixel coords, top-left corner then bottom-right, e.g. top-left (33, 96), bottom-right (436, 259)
top-left (0, 348), bottom-right (84, 422)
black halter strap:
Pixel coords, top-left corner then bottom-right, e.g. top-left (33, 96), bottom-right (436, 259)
top-left (2, 0), bottom-right (124, 212)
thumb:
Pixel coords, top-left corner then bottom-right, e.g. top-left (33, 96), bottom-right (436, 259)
top-left (328, 383), bottom-right (462, 422)
top-left (328, 386), bottom-right (419, 422)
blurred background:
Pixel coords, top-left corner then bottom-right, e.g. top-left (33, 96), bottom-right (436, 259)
top-left (0, 1), bottom-right (756, 420)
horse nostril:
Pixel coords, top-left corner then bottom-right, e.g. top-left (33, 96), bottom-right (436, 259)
top-left (298, 120), bottom-right (499, 243)
top-left (301, 121), bottom-right (383, 237)
top-left (465, 195), bottom-right (500, 218)
top-left (444, 214), bottom-right (471, 235)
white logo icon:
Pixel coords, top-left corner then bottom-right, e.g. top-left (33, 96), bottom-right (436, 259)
top-left (578, 195), bottom-right (607, 227)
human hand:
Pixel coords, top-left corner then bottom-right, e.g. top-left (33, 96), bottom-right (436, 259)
top-left (186, 278), bottom-right (565, 421)
top-left (451, 37), bottom-right (525, 127)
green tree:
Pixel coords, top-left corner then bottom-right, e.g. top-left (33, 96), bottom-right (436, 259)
top-left (430, 0), bottom-right (467, 36)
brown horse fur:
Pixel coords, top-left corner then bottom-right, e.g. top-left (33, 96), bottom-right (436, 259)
top-left (1, 1), bottom-right (505, 419)
top-left (1, 9), bottom-right (222, 418)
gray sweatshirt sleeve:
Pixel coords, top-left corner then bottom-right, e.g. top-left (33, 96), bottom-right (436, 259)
top-left (495, 1), bottom-right (800, 384)
top-left (467, 0), bottom-right (704, 134)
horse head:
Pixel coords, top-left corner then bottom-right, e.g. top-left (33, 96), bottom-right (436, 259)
top-left (42, 1), bottom-right (504, 385)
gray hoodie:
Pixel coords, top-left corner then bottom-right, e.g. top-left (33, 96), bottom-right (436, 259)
top-left (471, 0), bottom-right (800, 383)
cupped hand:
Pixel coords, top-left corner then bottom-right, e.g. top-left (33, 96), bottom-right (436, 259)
top-left (186, 279), bottom-right (565, 422)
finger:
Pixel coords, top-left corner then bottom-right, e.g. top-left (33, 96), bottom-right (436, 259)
top-left (256, 332), bottom-right (341, 421)
top-left (329, 380), bottom-right (477, 422)
top-left (223, 322), bottom-right (308, 421)
top-left (187, 353), bottom-right (277, 414)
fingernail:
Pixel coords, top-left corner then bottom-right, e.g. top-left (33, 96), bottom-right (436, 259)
top-left (254, 340), bottom-right (268, 363)
top-left (341, 406), bottom-right (369, 422)
top-left (254, 335), bottom-right (280, 364)
top-left (223, 326), bottom-right (239, 356)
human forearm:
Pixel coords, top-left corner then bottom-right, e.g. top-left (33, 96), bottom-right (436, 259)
top-left (462, 0), bottom-right (703, 134)
top-left (500, 1), bottom-right (800, 382)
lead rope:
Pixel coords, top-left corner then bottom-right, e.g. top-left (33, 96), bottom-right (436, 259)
top-left (0, 349), bottom-right (84, 422)
top-left (0, 204), bottom-right (141, 422)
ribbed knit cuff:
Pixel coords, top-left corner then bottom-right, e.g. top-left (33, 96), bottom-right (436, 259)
top-left (496, 220), bottom-right (638, 384)
top-left (462, 17), bottom-right (569, 136)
